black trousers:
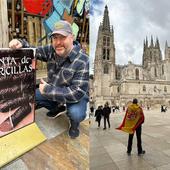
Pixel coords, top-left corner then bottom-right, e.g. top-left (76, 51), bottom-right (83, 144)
top-left (104, 116), bottom-right (110, 128)
top-left (96, 116), bottom-right (101, 127)
top-left (97, 119), bottom-right (101, 127)
top-left (127, 125), bottom-right (142, 153)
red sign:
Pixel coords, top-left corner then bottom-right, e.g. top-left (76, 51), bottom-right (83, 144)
top-left (23, 0), bottom-right (52, 16)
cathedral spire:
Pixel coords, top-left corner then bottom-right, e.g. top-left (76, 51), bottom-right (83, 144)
top-left (165, 40), bottom-right (168, 48)
top-left (165, 40), bottom-right (169, 60)
top-left (143, 39), bottom-right (145, 49)
top-left (102, 5), bottom-right (110, 31)
top-left (146, 36), bottom-right (148, 47)
top-left (111, 25), bottom-right (114, 34)
top-left (155, 37), bottom-right (160, 49)
top-left (150, 35), bottom-right (154, 47)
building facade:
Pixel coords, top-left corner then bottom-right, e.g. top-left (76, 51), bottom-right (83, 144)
top-left (92, 5), bottom-right (170, 108)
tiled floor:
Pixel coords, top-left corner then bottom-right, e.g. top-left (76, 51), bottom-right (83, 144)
top-left (90, 108), bottom-right (170, 170)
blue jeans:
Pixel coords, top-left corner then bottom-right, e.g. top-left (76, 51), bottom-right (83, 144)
top-left (36, 89), bottom-right (88, 124)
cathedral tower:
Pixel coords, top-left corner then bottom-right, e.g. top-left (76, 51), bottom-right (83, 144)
top-left (143, 36), bottom-right (162, 68)
top-left (142, 36), bottom-right (162, 79)
top-left (94, 5), bottom-right (115, 98)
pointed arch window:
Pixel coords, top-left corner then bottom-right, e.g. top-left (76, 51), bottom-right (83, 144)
top-left (107, 49), bottom-right (110, 60)
top-left (155, 67), bottom-right (157, 77)
top-left (162, 65), bottom-right (164, 75)
top-left (116, 69), bottom-right (118, 79)
top-left (154, 86), bottom-right (157, 92)
top-left (107, 37), bottom-right (110, 46)
top-left (164, 86), bottom-right (167, 93)
top-left (143, 85), bottom-right (146, 92)
top-left (116, 69), bottom-right (121, 80)
top-left (104, 64), bottom-right (109, 74)
top-left (103, 36), bottom-right (106, 46)
top-left (103, 48), bottom-right (106, 59)
top-left (135, 68), bottom-right (139, 80)
top-left (150, 51), bottom-right (152, 61)
top-left (117, 86), bottom-right (120, 93)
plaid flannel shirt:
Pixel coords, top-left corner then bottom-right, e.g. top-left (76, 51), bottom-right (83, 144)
top-left (21, 40), bottom-right (89, 103)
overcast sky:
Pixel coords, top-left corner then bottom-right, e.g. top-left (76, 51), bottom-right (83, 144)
top-left (90, 0), bottom-right (170, 73)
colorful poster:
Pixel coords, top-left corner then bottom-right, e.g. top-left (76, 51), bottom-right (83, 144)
top-left (0, 49), bottom-right (35, 137)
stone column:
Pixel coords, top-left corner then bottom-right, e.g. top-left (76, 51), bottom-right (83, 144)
top-left (0, 0), bottom-right (8, 47)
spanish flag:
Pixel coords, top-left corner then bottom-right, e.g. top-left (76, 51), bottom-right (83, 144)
top-left (116, 104), bottom-right (144, 134)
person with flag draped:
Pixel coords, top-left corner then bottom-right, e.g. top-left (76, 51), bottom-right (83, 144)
top-left (116, 98), bottom-right (145, 155)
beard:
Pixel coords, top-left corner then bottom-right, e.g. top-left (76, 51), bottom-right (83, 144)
top-left (54, 46), bottom-right (71, 58)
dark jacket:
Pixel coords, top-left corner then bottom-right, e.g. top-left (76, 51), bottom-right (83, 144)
top-left (103, 106), bottom-right (111, 117)
top-left (95, 108), bottom-right (103, 121)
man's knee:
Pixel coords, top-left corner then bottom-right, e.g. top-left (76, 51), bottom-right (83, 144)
top-left (67, 107), bottom-right (86, 122)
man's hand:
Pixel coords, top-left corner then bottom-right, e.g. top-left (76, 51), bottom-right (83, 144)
top-left (9, 39), bottom-right (22, 49)
top-left (39, 79), bottom-right (47, 94)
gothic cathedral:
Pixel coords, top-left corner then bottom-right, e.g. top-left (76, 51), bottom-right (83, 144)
top-left (92, 5), bottom-right (170, 108)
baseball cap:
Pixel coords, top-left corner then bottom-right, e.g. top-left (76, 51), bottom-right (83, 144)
top-left (50, 20), bottom-right (73, 37)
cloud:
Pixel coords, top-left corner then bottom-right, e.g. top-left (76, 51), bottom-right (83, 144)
top-left (90, 0), bottom-right (104, 15)
top-left (90, 0), bottom-right (170, 73)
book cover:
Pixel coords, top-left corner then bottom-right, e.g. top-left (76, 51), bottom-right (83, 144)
top-left (0, 49), bottom-right (36, 137)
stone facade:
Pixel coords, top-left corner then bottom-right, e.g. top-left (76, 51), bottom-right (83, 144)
top-left (92, 5), bottom-right (170, 108)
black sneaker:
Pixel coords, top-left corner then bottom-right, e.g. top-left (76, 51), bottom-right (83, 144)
top-left (68, 121), bottom-right (79, 139)
top-left (46, 105), bottom-right (66, 119)
top-left (138, 150), bottom-right (145, 155)
top-left (103, 128), bottom-right (106, 130)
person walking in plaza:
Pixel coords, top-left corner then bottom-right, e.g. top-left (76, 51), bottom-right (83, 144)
top-left (103, 102), bottom-right (111, 130)
top-left (9, 20), bottom-right (89, 139)
top-left (90, 106), bottom-right (94, 117)
top-left (116, 98), bottom-right (145, 155)
top-left (95, 106), bottom-right (103, 128)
